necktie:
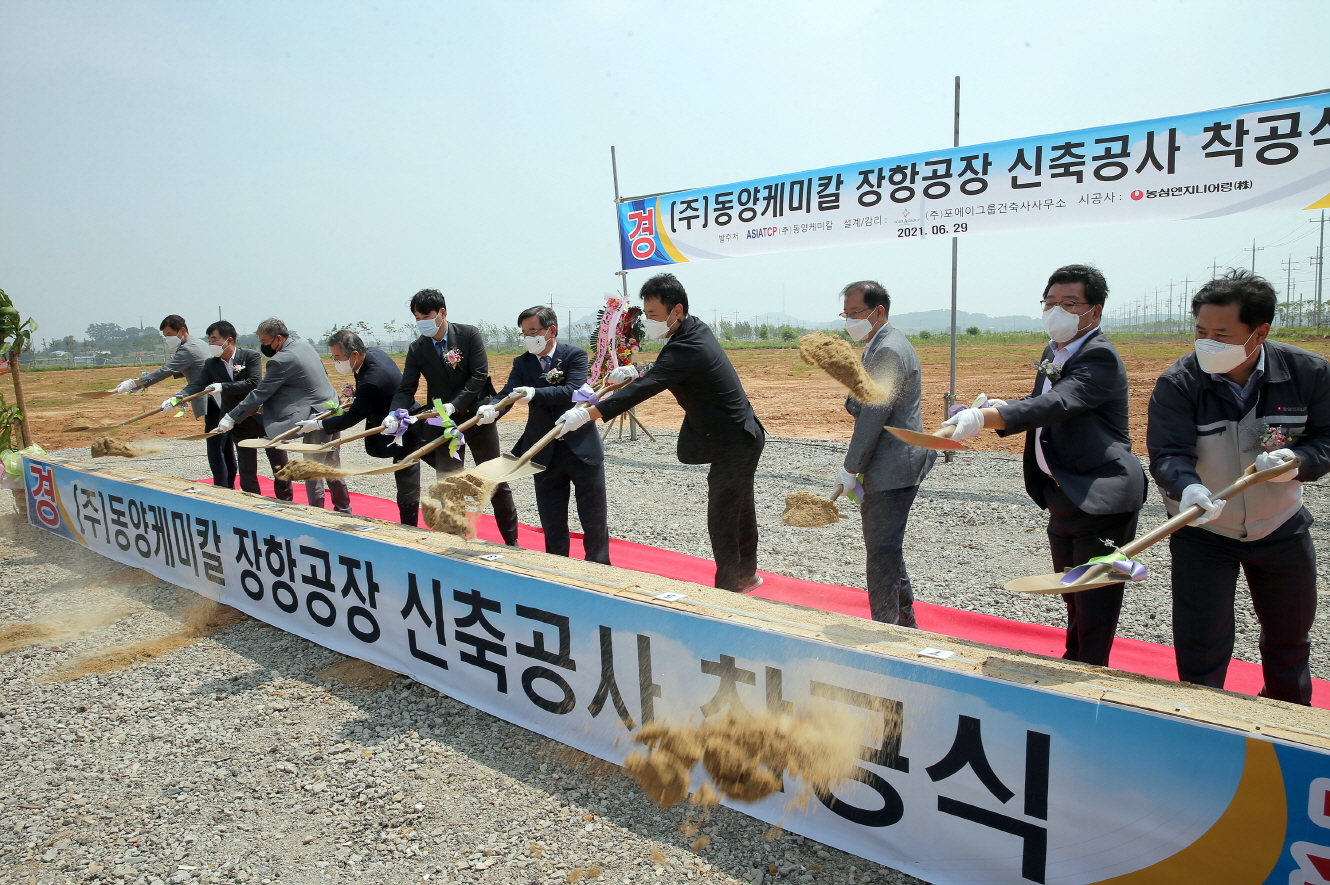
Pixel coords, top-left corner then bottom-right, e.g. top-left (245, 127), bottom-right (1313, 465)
top-left (541, 356), bottom-right (551, 373)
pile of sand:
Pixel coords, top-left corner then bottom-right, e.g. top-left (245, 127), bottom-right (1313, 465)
top-left (623, 707), bottom-right (884, 809)
top-left (276, 459), bottom-right (358, 481)
top-left (424, 473), bottom-right (495, 537)
top-left (781, 492), bottom-right (843, 527)
top-left (49, 599), bottom-right (247, 682)
top-left (91, 437), bottom-right (167, 458)
top-left (797, 332), bottom-right (888, 403)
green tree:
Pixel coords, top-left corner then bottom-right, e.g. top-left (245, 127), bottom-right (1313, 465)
top-left (966, 326), bottom-right (981, 336)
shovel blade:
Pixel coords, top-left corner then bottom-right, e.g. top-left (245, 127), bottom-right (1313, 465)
top-left (178, 431), bottom-right (224, 441)
top-left (886, 426), bottom-right (964, 450)
top-left (471, 454), bottom-right (545, 483)
top-left (1004, 572), bottom-right (1121, 594)
top-left (275, 442), bottom-right (332, 453)
top-left (236, 438), bottom-right (276, 449)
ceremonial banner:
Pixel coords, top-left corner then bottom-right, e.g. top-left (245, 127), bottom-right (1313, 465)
top-left (25, 456), bottom-right (1330, 885)
top-left (618, 91), bottom-right (1330, 269)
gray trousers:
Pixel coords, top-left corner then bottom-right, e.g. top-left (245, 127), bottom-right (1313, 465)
top-left (301, 427), bottom-right (351, 513)
top-left (861, 485), bottom-right (921, 626)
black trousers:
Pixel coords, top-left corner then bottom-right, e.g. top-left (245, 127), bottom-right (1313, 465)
top-left (203, 411), bottom-right (238, 488)
top-left (228, 415), bottom-right (293, 502)
top-left (1171, 518), bottom-right (1316, 705)
top-left (533, 444), bottom-right (610, 565)
top-left (706, 431), bottom-right (765, 591)
top-left (423, 420), bottom-right (519, 546)
top-left (1042, 474), bottom-right (1139, 667)
top-left (861, 485), bottom-right (921, 626)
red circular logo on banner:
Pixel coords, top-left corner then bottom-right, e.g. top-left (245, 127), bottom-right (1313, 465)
top-left (1131, 190), bottom-right (1144, 201)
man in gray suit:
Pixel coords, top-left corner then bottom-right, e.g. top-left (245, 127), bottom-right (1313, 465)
top-left (838, 280), bottom-right (935, 626)
top-left (115, 315), bottom-right (210, 418)
top-left (218, 317), bottom-right (352, 513)
top-left (944, 265), bottom-right (1145, 665)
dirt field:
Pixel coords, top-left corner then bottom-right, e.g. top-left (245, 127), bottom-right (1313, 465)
top-left (13, 337), bottom-right (1330, 457)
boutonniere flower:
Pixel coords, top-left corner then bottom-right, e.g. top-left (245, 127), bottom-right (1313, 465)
top-left (230, 363), bottom-right (245, 377)
top-left (444, 348), bottom-right (462, 368)
top-left (543, 366), bottom-right (565, 385)
top-left (1033, 358), bottom-right (1062, 381)
top-left (1259, 424), bottom-right (1300, 452)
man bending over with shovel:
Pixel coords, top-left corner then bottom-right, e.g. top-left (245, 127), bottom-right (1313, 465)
top-left (116, 315), bottom-right (210, 419)
top-left (557, 273), bottom-right (765, 593)
top-left (943, 265), bottom-right (1145, 666)
top-left (475, 306), bottom-right (610, 565)
top-left (1148, 270), bottom-right (1330, 705)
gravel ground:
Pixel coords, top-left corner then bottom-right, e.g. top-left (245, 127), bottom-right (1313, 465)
top-left (4, 429), bottom-right (1329, 885)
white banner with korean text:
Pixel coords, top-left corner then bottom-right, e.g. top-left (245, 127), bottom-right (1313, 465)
top-left (23, 456), bottom-right (1330, 885)
top-left (617, 91), bottom-right (1330, 270)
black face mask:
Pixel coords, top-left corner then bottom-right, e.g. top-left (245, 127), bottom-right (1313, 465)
top-left (260, 343), bottom-right (277, 358)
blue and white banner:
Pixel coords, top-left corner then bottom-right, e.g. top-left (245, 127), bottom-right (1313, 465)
top-left (618, 91), bottom-right (1330, 269)
top-left (24, 456), bottom-right (1330, 885)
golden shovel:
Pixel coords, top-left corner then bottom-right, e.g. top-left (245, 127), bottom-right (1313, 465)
top-left (470, 381), bottom-right (625, 484)
top-left (1005, 457), bottom-right (1302, 594)
top-left (347, 393), bottom-right (524, 477)
top-left (885, 423), bottom-right (964, 451)
top-left (236, 408), bottom-right (336, 449)
top-left (275, 409), bottom-right (437, 453)
top-left (109, 389), bottom-right (211, 428)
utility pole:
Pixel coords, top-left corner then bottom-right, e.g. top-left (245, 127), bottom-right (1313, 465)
top-left (1211, 259), bottom-right (1220, 280)
top-left (1180, 276), bottom-right (1190, 334)
top-left (1167, 281), bottom-right (1175, 327)
top-left (1313, 212), bottom-right (1328, 330)
top-left (946, 74), bottom-right (961, 464)
top-left (1246, 239), bottom-right (1264, 275)
top-left (1283, 256), bottom-right (1299, 328)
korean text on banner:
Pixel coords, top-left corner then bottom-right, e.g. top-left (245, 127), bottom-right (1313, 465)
top-left (617, 90), bottom-right (1330, 269)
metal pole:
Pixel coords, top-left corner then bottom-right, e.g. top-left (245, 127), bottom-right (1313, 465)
top-left (945, 75), bottom-right (960, 464)
top-left (611, 146), bottom-right (638, 441)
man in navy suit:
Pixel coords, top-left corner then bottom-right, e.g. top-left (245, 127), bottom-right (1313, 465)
top-left (301, 329), bottom-right (420, 526)
top-left (477, 307), bottom-right (610, 565)
top-left (944, 265), bottom-right (1146, 666)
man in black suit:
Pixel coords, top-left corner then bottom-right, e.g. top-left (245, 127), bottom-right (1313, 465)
top-left (559, 273), bottom-right (765, 592)
top-left (299, 329), bottom-right (420, 526)
top-left (943, 265), bottom-right (1145, 665)
top-left (170, 320), bottom-right (293, 501)
top-left (477, 306), bottom-right (609, 564)
top-left (388, 289), bottom-right (519, 545)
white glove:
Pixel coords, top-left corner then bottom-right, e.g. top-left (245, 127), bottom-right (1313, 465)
top-left (442, 402), bottom-right (455, 417)
top-left (161, 397), bottom-right (180, 412)
top-left (116, 379), bottom-right (138, 394)
top-left (296, 418), bottom-right (323, 435)
top-left (985, 398), bottom-right (1007, 408)
top-left (381, 414), bottom-right (401, 435)
top-left (557, 406), bottom-right (591, 438)
top-left (513, 387), bottom-right (535, 405)
top-left (837, 467), bottom-right (860, 491)
top-left (476, 404), bottom-right (499, 425)
top-left (1180, 483), bottom-right (1225, 525)
top-left (1255, 448), bottom-right (1298, 481)
top-left (942, 407), bottom-right (985, 440)
top-left (607, 365), bottom-right (639, 385)
top-left (204, 382), bottom-right (224, 396)
top-left (216, 415), bottom-right (235, 434)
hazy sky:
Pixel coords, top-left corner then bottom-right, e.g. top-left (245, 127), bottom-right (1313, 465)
top-left (3, 1), bottom-right (1329, 344)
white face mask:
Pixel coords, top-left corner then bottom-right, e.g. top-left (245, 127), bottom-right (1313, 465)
top-left (416, 316), bottom-right (440, 337)
top-left (523, 334), bottom-right (549, 355)
top-left (1194, 331), bottom-right (1256, 374)
top-left (844, 317), bottom-right (875, 342)
top-left (208, 344), bottom-right (225, 358)
top-left (1043, 305), bottom-right (1089, 344)
top-left (333, 359), bottom-right (353, 375)
top-left (643, 313), bottom-right (677, 341)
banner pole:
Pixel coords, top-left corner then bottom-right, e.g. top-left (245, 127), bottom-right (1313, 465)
top-left (945, 76), bottom-right (960, 464)
top-left (611, 146), bottom-right (638, 441)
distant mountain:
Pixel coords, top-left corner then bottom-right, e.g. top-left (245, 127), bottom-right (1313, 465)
top-left (887, 309), bottom-right (1042, 333)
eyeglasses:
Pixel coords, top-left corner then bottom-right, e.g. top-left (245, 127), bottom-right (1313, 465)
top-left (519, 327), bottom-right (549, 335)
top-left (839, 307), bottom-right (874, 319)
top-left (1040, 299), bottom-right (1091, 311)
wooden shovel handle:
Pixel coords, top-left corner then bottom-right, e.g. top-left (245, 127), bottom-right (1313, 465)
top-left (1064, 457), bottom-right (1301, 587)
top-left (504, 380), bottom-right (627, 473)
top-left (269, 408), bottom-right (335, 445)
top-left (935, 424), bottom-right (958, 439)
top-left (395, 394), bottom-right (522, 467)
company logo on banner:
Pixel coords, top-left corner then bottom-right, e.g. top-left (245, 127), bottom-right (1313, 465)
top-left (617, 91), bottom-right (1330, 269)
top-left (26, 457), bottom-right (1330, 885)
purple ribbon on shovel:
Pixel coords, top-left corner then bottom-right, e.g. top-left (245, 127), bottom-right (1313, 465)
top-left (572, 383), bottom-right (600, 406)
top-left (388, 408), bottom-right (415, 446)
top-left (1060, 551), bottom-right (1148, 585)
